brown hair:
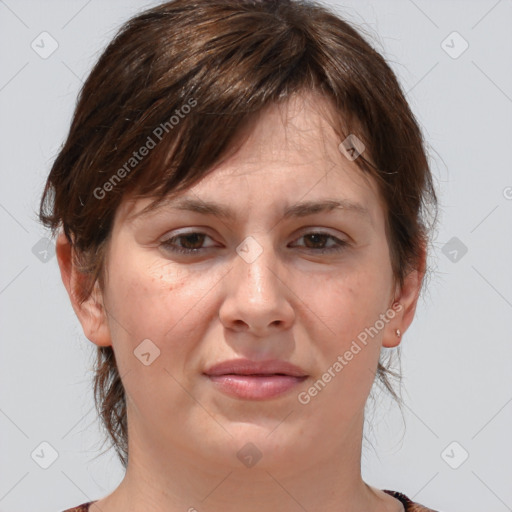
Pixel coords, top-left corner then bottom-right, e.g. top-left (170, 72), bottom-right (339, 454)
top-left (40, 0), bottom-right (438, 467)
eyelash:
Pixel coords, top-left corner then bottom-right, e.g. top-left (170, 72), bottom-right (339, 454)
top-left (160, 231), bottom-right (349, 255)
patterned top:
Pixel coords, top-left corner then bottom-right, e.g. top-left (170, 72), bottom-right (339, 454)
top-left (61, 490), bottom-right (438, 511)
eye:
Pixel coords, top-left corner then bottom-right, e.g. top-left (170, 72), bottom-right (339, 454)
top-left (290, 231), bottom-right (349, 253)
top-left (160, 232), bottom-right (217, 255)
top-left (159, 230), bottom-right (349, 256)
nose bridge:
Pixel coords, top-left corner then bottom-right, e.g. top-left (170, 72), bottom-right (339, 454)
top-left (234, 234), bottom-right (277, 299)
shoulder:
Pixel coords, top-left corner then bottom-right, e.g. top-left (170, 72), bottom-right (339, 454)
top-left (383, 490), bottom-right (440, 511)
top-left (61, 502), bottom-right (93, 512)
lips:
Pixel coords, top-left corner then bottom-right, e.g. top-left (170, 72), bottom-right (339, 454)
top-left (204, 358), bottom-right (308, 378)
top-left (203, 358), bottom-right (308, 400)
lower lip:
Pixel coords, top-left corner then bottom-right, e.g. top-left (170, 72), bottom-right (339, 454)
top-left (206, 374), bottom-right (307, 400)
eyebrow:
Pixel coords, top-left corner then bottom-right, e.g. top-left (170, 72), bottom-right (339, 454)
top-left (133, 196), bottom-right (370, 221)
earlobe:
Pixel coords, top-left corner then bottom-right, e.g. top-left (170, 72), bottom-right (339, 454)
top-left (56, 231), bottom-right (112, 347)
top-left (382, 301), bottom-right (406, 348)
top-left (382, 244), bottom-right (427, 348)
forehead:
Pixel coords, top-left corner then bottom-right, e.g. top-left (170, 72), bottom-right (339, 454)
top-left (217, 91), bottom-right (364, 168)
top-left (118, 91), bottom-right (385, 225)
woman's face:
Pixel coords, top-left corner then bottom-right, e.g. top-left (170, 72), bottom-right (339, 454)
top-left (78, 92), bottom-right (416, 474)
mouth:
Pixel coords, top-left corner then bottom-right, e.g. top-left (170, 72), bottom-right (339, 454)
top-left (203, 359), bottom-right (308, 400)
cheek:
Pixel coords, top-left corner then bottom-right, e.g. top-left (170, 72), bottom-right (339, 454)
top-left (101, 256), bottom-right (216, 423)
top-left (102, 254), bottom-right (224, 369)
top-left (309, 263), bottom-right (390, 347)
top-left (300, 262), bottom-right (392, 406)
top-left (107, 259), bottom-right (187, 333)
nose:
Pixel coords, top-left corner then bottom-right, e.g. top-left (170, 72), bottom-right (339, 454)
top-left (218, 236), bottom-right (295, 336)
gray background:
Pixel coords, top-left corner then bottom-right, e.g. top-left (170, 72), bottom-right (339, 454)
top-left (1, 1), bottom-right (511, 511)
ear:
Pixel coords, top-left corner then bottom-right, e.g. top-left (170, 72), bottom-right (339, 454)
top-left (382, 242), bottom-right (427, 348)
top-left (56, 231), bottom-right (112, 347)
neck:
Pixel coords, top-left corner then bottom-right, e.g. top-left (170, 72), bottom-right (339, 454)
top-left (94, 412), bottom-right (393, 512)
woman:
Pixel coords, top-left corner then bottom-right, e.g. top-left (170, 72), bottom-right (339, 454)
top-left (40, 0), bottom-right (439, 510)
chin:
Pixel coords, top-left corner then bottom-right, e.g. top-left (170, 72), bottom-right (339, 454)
top-left (207, 421), bottom-right (307, 471)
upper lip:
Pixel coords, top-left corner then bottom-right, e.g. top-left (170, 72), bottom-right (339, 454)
top-left (204, 358), bottom-right (308, 377)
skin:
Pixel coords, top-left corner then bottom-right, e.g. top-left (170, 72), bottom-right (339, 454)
top-left (57, 91), bottom-right (425, 512)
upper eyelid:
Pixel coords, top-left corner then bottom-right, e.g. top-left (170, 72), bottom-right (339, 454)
top-left (162, 226), bottom-right (345, 237)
